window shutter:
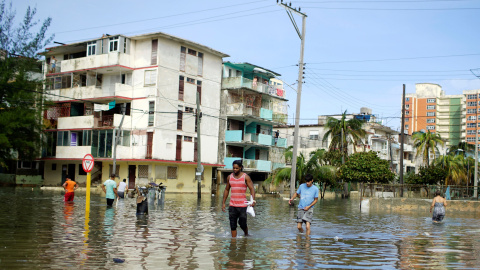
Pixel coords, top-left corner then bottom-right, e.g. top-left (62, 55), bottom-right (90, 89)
top-left (179, 76), bottom-right (184, 101)
top-left (151, 39), bottom-right (158, 65)
top-left (197, 52), bottom-right (203, 76)
top-left (177, 110), bottom-right (183, 130)
top-left (180, 46), bottom-right (186, 71)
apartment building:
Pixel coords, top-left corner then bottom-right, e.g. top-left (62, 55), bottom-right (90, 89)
top-left (404, 83), bottom-right (464, 148)
top-left (217, 62), bottom-right (288, 183)
top-left (41, 32), bottom-right (228, 193)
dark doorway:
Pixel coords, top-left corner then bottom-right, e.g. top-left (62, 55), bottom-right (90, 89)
top-left (176, 135), bottom-right (182, 161)
top-left (146, 132), bottom-right (153, 159)
top-left (61, 165), bottom-right (67, 185)
top-left (68, 164), bottom-right (76, 181)
top-left (128, 165), bottom-right (136, 189)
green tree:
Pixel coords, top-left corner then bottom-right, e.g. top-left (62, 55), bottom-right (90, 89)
top-left (447, 142), bottom-right (474, 156)
top-left (322, 110), bottom-right (366, 155)
top-left (323, 149), bottom-right (343, 167)
top-left (433, 154), bottom-right (467, 185)
top-left (314, 165), bottom-right (338, 199)
top-left (412, 131), bottom-right (444, 167)
top-left (0, 2), bottom-right (52, 166)
top-left (406, 164), bottom-right (447, 197)
top-left (339, 151), bottom-right (394, 184)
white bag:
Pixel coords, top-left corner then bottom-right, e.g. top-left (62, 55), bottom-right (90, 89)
top-left (245, 196), bottom-right (255, 217)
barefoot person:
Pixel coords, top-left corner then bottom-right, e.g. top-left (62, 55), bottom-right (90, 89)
top-left (222, 160), bottom-right (256, 237)
top-left (289, 174), bottom-right (319, 234)
top-left (62, 176), bottom-right (78, 202)
top-left (102, 174), bottom-right (118, 207)
top-left (430, 190), bottom-right (447, 223)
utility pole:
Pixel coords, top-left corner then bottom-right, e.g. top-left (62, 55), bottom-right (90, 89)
top-left (341, 128), bottom-right (345, 164)
top-left (471, 69), bottom-right (480, 198)
top-left (112, 103), bottom-right (126, 176)
top-left (400, 84), bottom-right (406, 197)
top-left (196, 91), bottom-right (202, 199)
top-left (278, 1), bottom-right (307, 198)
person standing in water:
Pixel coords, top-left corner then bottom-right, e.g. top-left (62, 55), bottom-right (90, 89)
top-left (222, 160), bottom-right (256, 237)
top-left (62, 176), bottom-right (78, 202)
top-left (430, 190), bottom-right (447, 223)
top-left (102, 174), bottom-right (118, 207)
top-left (289, 174), bottom-right (319, 235)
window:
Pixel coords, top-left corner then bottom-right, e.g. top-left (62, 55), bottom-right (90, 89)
top-left (197, 52), bottom-right (203, 76)
top-left (87, 41), bottom-right (96, 56)
top-left (144, 70), bottom-right (157, 86)
top-left (151, 39), bottom-right (158, 65)
top-left (427, 112), bottom-right (435, 116)
top-left (186, 77), bottom-right (195, 84)
top-left (468, 123), bottom-right (476, 128)
top-left (138, 165), bottom-right (149, 178)
top-left (167, 166), bottom-right (177, 179)
top-left (180, 46), bottom-right (186, 71)
top-left (405, 111), bottom-right (410, 115)
top-left (427, 98), bottom-right (435, 103)
top-left (109, 36), bottom-right (119, 52)
top-left (52, 164), bottom-right (57, 171)
top-left (178, 76), bottom-right (184, 101)
top-left (121, 130), bottom-right (130, 146)
top-left (184, 136), bottom-right (193, 142)
top-left (148, 101), bottom-right (154, 126)
top-left (468, 109), bottom-right (477, 114)
top-left (177, 110), bottom-right (183, 130)
top-left (468, 130), bottom-right (476, 135)
top-left (468, 102), bottom-right (477, 106)
top-left (406, 97), bottom-right (410, 101)
top-left (17, 161), bottom-right (33, 169)
top-left (405, 125), bottom-right (409, 129)
top-left (309, 131), bottom-right (319, 140)
top-left (57, 131), bottom-right (70, 146)
top-left (426, 105), bottom-right (435, 110)
top-left (236, 70), bottom-right (242, 77)
top-left (188, 48), bottom-right (197, 56)
top-left (405, 118), bottom-right (409, 122)
top-left (405, 104), bottom-right (409, 109)
top-left (468, 116), bottom-right (477, 121)
top-left (109, 165), bottom-right (120, 178)
top-left (427, 118), bottom-right (435, 123)
top-left (426, 125), bottom-right (435, 130)
top-left (185, 107), bottom-right (194, 113)
top-left (197, 81), bottom-right (202, 105)
top-left (468, 94), bottom-right (477, 99)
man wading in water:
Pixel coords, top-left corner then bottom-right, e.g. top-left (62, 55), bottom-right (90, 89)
top-left (222, 160), bottom-right (256, 237)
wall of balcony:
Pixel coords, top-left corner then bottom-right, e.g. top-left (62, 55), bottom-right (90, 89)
top-left (243, 159), bottom-right (272, 171)
top-left (225, 130), bottom-right (243, 142)
top-left (272, 162), bottom-right (286, 170)
top-left (58, 115), bottom-right (94, 129)
top-left (222, 77), bottom-right (285, 98)
top-left (224, 157), bottom-right (242, 169)
top-left (60, 52), bottom-right (132, 73)
top-left (260, 108), bottom-right (273, 121)
top-left (56, 146), bottom-right (91, 159)
top-left (48, 83), bottom-right (134, 102)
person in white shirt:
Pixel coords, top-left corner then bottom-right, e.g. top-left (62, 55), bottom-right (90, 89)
top-left (117, 179), bottom-right (128, 199)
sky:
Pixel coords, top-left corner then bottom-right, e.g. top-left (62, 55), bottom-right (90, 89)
top-left (14, 0), bottom-right (480, 131)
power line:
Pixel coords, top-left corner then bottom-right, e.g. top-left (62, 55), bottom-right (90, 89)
top-left (307, 53), bottom-right (480, 64)
top-left (303, 6), bottom-right (480, 10)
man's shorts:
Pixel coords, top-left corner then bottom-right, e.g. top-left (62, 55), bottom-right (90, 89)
top-left (106, 198), bottom-right (114, 206)
top-left (118, 191), bottom-right (125, 198)
top-left (229, 206), bottom-right (247, 231)
top-left (64, 192), bottom-right (74, 202)
top-left (296, 208), bottom-right (314, 223)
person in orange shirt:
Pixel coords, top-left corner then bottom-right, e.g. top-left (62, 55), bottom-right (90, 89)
top-left (63, 176), bottom-right (78, 202)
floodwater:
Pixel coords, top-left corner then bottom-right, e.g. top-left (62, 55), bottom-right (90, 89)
top-left (1, 188), bottom-right (480, 269)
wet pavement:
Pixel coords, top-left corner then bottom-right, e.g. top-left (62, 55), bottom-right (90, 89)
top-left (0, 187), bottom-right (479, 269)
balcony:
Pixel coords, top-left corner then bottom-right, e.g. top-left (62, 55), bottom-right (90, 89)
top-left (225, 130), bottom-right (243, 142)
top-left (223, 157), bottom-right (272, 171)
top-left (222, 77), bottom-right (286, 99)
top-left (226, 103), bottom-right (283, 125)
top-left (60, 52), bottom-right (132, 73)
top-left (47, 83), bottom-right (133, 102)
top-left (273, 113), bottom-right (288, 125)
top-left (273, 138), bottom-right (287, 148)
top-left (57, 114), bottom-right (131, 130)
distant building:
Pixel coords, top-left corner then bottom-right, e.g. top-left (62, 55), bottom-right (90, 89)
top-left (217, 62), bottom-right (288, 184)
top-left (40, 32), bottom-right (228, 192)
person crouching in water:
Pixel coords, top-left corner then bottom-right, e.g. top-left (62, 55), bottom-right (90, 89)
top-left (289, 174), bottom-right (319, 235)
top-left (222, 160), bottom-right (256, 237)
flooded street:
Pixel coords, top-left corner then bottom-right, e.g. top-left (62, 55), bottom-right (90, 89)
top-left (1, 188), bottom-right (480, 269)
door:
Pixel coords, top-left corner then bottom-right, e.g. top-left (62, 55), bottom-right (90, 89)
top-left (146, 132), bottom-right (153, 159)
top-left (68, 164), bottom-right (76, 181)
top-left (128, 165), bottom-right (136, 189)
top-left (176, 135), bottom-right (182, 161)
top-left (61, 165), bottom-right (67, 185)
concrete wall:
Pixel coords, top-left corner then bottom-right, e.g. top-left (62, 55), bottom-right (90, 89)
top-left (367, 197), bottom-right (480, 214)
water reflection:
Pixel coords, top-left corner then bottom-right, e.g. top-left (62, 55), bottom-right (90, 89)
top-left (1, 188), bottom-right (480, 269)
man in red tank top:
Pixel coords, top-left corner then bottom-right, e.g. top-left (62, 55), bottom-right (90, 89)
top-left (222, 160), bottom-right (256, 237)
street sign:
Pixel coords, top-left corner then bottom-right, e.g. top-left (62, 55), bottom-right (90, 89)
top-left (82, 154), bottom-right (95, 173)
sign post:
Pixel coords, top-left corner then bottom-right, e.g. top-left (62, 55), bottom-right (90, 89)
top-left (82, 154), bottom-right (94, 243)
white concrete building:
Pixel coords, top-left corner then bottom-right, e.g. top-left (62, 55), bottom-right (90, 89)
top-left (41, 32), bottom-right (228, 193)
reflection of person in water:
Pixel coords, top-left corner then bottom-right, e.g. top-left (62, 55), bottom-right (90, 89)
top-left (225, 238), bottom-right (250, 269)
top-left (103, 207), bottom-right (115, 239)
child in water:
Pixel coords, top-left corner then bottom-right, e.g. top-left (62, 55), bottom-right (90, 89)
top-left (430, 190), bottom-right (447, 223)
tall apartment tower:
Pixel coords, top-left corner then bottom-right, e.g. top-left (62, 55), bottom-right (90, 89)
top-left (41, 32), bottom-right (228, 193)
top-left (404, 83), bottom-right (465, 149)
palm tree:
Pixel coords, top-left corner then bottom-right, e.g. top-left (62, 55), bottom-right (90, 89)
top-left (322, 111), bottom-right (366, 156)
top-left (412, 131), bottom-right (444, 166)
top-left (447, 141), bottom-right (475, 156)
top-left (434, 154), bottom-right (466, 185)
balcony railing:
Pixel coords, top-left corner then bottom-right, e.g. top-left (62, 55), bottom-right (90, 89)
top-left (222, 77), bottom-right (285, 98)
top-left (46, 83), bottom-right (133, 102)
top-left (226, 103), bottom-right (283, 123)
top-left (59, 52), bottom-right (131, 73)
top-left (223, 157), bottom-right (272, 171)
